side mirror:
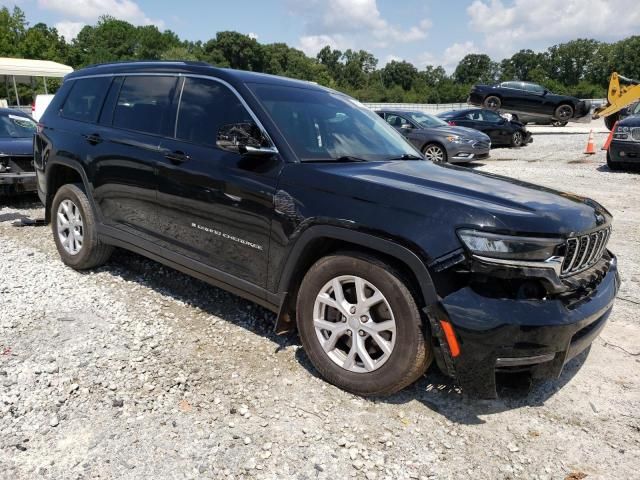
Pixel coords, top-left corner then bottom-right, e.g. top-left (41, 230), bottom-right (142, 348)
top-left (400, 123), bottom-right (413, 130)
top-left (216, 122), bottom-right (276, 157)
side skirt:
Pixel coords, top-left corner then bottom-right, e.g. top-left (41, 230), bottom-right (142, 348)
top-left (98, 224), bottom-right (283, 314)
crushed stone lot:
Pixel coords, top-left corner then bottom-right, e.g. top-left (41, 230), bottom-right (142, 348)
top-left (1, 126), bottom-right (639, 480)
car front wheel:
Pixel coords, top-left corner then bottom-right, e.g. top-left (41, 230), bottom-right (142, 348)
top-left (51, 183), bottom-right (113, 270)
top-left (296, 253), bottom-right (431, 396)
top-left (511, 131), bottom-right (524, 147)
top-left (422, 143), bottom-right (448, 163)
top-left (554, 104), bottom-right (574, 122)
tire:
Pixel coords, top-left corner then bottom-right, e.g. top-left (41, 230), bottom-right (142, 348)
top-left (296, 253), bottom-right (432, 396)
top-left (51, 183), bottom-right (113, 270)
top-left (483, 95), bottom-right (501, 110)
top-left (604, 113), bottom-right (619, 131)
top-left (554, 104), bottom-right (574, 122)
top-left (511, 131), bottom-right (524, 147)
top-left (422, 143), bottom-right (448, 163)
top-left (606, 151), bottom-right (621, 171)
top-left (551, 120), bottom-right (568, 127)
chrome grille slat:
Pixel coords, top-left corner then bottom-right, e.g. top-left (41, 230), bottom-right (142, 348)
top-left (560, 227), bottom-right (610, 276)
top-left (631, 127), bottom-right (640, 141)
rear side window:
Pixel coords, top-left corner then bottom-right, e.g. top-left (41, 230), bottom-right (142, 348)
top-left (60, 77), bottom-right (111, 123)
top-left (113, 76), bottom-right (178, 136)
top-left (176, 77), bottom-right (253, 146)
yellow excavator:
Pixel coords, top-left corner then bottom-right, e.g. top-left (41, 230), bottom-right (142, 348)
top-left (593, 72), bottom-right (640, 130)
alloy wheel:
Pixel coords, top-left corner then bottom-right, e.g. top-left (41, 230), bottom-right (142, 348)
top-left (556, 105), bottom-right (573, 121)
top-left (57, 199), bottom-right (84, 255)
top-left (424, 145), bottom-right (445, 163)
top-left (312, 275), bottom-right (397, 373)
top-left (512, 131), bottom-right (523, 147)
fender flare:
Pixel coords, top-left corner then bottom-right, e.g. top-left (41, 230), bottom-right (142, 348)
top-left (275, 225), bottom-right (439, 326)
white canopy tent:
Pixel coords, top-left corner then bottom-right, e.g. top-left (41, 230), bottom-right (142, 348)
top-left (0, 57), bottom-right (73, 107)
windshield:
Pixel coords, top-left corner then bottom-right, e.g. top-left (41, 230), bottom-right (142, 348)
top-left (0, 114), bottom-right (36, 138)
top-left (248, 83), bottom-right (420, 162)
top-left (406, 112), bottom-right (449, 128)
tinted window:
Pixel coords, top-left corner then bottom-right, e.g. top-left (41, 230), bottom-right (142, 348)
top-left (61, 77), bottom-right (111, 122)
top-left (407, 112), bottom-right (448, 128)
top-left (483, 110), bottom-right (503, 122)
top-left (113, 76), bottom-right (178, 136)
top-left (176, 77), bottom-right (253, 146)
top-left (524, 83), bottom-right (545, 94)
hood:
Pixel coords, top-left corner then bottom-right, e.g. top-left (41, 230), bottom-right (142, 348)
top-left (287, 160), bottom-right (611, 238)
top-left (0, 137), bottom-right (33, 156)
top-left (420, 125), bottom-right (489, 141)
top-left (618, 115), bottom-right (640, 127)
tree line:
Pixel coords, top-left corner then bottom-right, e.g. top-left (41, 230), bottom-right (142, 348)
top-left (1, 6), bottom-right (639, 105)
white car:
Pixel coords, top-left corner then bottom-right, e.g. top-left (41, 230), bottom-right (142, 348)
top-left (32, 94), bottom-right (54, 121)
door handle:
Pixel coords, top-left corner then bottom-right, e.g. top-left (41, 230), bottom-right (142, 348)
top-left (84, 133), bottom-right (102, 145)
top-left (165, 150), bottom-right (190, 164)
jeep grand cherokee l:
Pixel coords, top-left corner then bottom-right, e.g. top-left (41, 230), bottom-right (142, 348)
top-left (34, 62), bottom-right (619, 398)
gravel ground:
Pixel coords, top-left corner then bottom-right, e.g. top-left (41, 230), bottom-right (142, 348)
top-left (1, 127), bottom-right (639, 480)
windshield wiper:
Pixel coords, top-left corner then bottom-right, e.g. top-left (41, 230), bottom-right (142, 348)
top-left (388, 153), bottom-right (422, 160)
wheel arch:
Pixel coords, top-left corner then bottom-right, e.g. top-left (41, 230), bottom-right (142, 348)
top-left (44, 160), bottom-right (92, 223)
top-left (274, 225), bottom-right (438, 334)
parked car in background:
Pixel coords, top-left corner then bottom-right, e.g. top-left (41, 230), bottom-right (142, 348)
top-left (437, 108), bottom-right (532, 147)
top-left (468, 81), bottom-right (591, 123)
top-left (0, 108), bottom-right (37, 195)
top-left (376, 110), bottom-right (490, 163)
top-left (32, 94), bottom-right (55, 121)
top-left (608, 114), bottom-right (640, 170)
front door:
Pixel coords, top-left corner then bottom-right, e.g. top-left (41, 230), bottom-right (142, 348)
top-left (155, 77), bottom-right (282, 287)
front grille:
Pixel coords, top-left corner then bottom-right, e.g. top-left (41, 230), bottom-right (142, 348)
top-left (631, 127), bottom-right (640, 142)
top-left (561, 228), bottom-right (610, 276)
top-left (6, 155), bottom-right (34, 173)
top-left (473, 141), bottom-right (490, 149)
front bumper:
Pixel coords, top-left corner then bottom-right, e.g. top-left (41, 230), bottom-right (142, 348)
top-left (0, 171), bottom-right (37, 194)
top-left (609, 140), bottom-right (640, 165)
top-left (449, 145), bottom-right (491, 163)
top-left (433, 253), bottom-right (619, 398)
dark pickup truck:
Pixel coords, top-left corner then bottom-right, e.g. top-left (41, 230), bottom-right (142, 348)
top-left (34, 62), bottom-right (619, 398)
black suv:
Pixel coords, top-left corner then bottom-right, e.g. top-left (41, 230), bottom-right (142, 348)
top-left (35, 62), bottom-right (619, 398)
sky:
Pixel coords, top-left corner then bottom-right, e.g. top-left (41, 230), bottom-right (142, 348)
top-left (4, 0), bottom-right (640, 71)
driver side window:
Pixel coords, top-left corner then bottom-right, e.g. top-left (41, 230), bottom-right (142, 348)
top-left (385, 115), bottom-right (411, 129)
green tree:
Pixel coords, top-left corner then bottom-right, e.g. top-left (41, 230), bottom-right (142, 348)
top-left (70, 16), bottom-right (138, 66)
top-left (0, 6), bottom-right (27, 57)
top-left (381, 60), bottom-right (418, 91)
top-left (454, 53), bottom-right (497, 84)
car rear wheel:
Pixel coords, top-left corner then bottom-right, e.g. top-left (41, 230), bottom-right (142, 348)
top-left (483, 95), bottom-right (501, 110)
top-left (422, 143), bottom-right (447, 163)
top-left (554, 104), bottom-right (574, 122)
top-left (511, 131), bottom-right (524, 147)
top-left (551, 120), bottom-right (568, 127)
top-left (296, 253), bottom-right (431, 396)
top-left (52, 184), bottom-right (114, 270)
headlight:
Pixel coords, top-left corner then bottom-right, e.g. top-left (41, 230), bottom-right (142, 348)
top-left (446, 136), bottom-right (474, 144)
top-left (458, 229), bottom-right (562, 261)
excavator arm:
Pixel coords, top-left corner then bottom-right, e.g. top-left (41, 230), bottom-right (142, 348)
top-left (593, 72), bottom-right (640, 129)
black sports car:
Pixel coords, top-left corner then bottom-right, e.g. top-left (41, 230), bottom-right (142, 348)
top-left (468, 81), bottom-right (591, 124)
top-left (437, 108), bottom-right (532, 147)
top-left (0, 109), bottom-right (37, 195)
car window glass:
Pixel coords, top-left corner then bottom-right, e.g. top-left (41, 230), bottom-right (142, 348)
top-left (113, 76), bottom-right (178, 136)
top-left (60, 77), bottom-right (111, 123)
top-left (176, 77), bottom-right (253, 146)
top-left (385, 114), bottom-right (410, 128)
top-left (465, 111), bottom-right (484, 121)
top-left (0, 114), bottom-right (36, 138)
top-left (483, 111), bottom-right (502, 122)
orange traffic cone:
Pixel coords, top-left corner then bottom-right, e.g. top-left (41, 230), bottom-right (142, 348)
top-left (584, 129), bottom-right (596, 154)
top-left (601, 121), bottom-right (618, 150)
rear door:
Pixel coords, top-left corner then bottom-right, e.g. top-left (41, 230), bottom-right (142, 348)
top-left (89, 75), bottom-right (179, 240)
top-left (155, 76), bottom-right (282, 287)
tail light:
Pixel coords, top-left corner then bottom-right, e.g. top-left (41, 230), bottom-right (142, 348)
top-left (31, 103), bottom-right (35, 114)
top-left (448, 121), bottom-right (456, 126)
